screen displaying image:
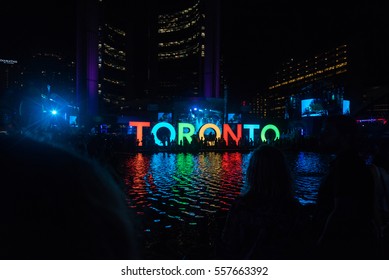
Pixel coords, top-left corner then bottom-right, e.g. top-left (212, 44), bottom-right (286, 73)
top-left (158, 112), bottom-right (172, 123)
top-left (69, 115), bottom-right (77, 126)
top-left (301, 99), bottom-right (328, 117)
top-left (227, 113), bottom-right (242, 123)
top-left (343, 100), bottom-right (350, 115)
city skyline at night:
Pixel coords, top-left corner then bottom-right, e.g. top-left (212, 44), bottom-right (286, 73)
top-left (2, 1), bottom-right (389, 268)
top-left (1, 0), bottom-right (389, 111)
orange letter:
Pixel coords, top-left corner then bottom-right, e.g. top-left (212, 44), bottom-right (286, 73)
top-left (129, 121), bottom-right (150, 146)
top-left (199, 123), bottom-right (221, 142)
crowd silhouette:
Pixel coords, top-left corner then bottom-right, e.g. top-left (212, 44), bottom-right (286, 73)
top-left (0, 130), bottom-right (140, 260)
top-left (311, 115), bottom-right (380, 259)
top-left (217, 144), bottom-right (312, 259)
top-left (216, 115), bottom-right (389, 260)
top-left (1, 99), bottom-right (389, 260)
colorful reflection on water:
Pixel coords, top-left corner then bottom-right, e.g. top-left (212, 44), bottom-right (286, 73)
top-left (123, 150), bottom-right (334, 258)
top-left (125, 152), bottom-right (248, 228)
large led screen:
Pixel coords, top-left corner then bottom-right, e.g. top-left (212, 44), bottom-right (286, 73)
top-left (301, 99), bottom-right (328, 117)
top-left (227, 113), bottom-right (242, 123)
top-left (157, 112), bottom-right (172, 123)
top-left (343, 100), bottom-right (350, 115)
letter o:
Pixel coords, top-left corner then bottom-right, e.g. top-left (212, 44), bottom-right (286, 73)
top-left (151, 122), bottom-right (176, 146)
top-left (260, 124), bottom-right (280, 142)
top-left (198, 123), bottom-right (221, 140)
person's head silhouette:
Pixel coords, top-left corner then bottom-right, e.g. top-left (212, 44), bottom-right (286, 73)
top-left (0, 133), bottom-right (139, 260)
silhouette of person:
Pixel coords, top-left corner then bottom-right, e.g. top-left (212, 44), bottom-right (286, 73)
top-left (218, 144), bottom-right (311, 259)
top-left (312, 115), bottom-right (379, 259)
top-left (0, 132), bottom-right (140, 260)
top-left (369, 136), bottom-right (389, 257)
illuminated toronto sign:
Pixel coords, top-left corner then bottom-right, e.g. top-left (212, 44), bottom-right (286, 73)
top-left (129, 121), bottom-right (280, 146)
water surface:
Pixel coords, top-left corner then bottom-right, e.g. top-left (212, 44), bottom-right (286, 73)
top-left (122, 151), bottom-right (334, 258)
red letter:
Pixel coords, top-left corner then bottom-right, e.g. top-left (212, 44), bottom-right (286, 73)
top-left (223, 124), bottom-right (242, 146)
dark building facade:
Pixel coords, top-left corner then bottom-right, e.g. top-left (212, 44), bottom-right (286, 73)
top-left (76, 0), bottom-right (130, 125)
top-left (97, 22), bottom-right (128, 114)
top-left (77, 0), bottom-right (222, 123)
top-left (76, 0), bottom-right (99, 126)
top-left (264, 44), bottom-right (348, 120)
top-left (128, 0), bottom-right (222, 106)
top-left (156, 0), bottom-right (221, 100)
top-left (243, 45), bottom-right (349, 137)
top-left (1, 58), bottom-right (22, 124)
top-left (0, 58), bottom-right (20, 94)
top-left (97, 0), bottom-right (129, 115)
top-left (251, 41), bottom-right (388, 137)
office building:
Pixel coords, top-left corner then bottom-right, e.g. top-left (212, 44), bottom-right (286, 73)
top-left (156, 0), bottom-right (221, 100)
top-left (76, 0), bottom-right (130, 125)
top-left (76, 0), bottom-right (226, 131)
top-left (264, 44), bottom-right (348, 120)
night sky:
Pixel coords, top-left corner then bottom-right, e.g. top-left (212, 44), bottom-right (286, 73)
top-left (1, 1), bottom-right (77, 60)
top-left (2, 0), bottom-right (389, 99)
top-left (222, 0), bottom-right (389, 97)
